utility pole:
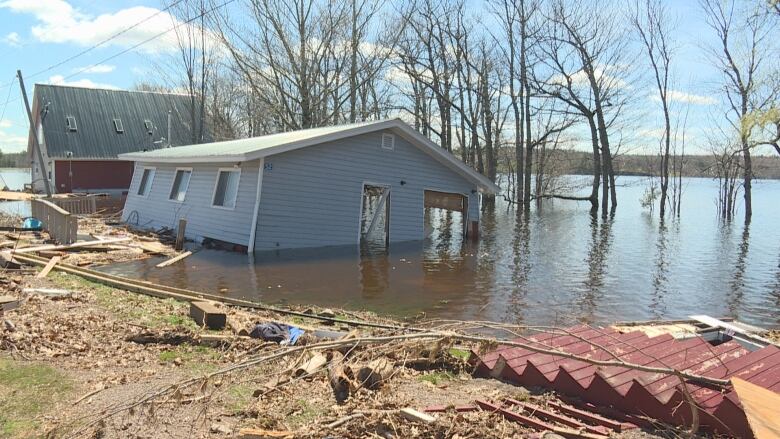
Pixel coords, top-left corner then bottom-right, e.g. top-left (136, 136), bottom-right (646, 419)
top-left (18, 69), bottom-right (52, 196)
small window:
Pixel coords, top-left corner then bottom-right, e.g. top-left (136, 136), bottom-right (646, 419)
top-left (169, 168), bottom-right (192, 202)
top-left (66, 116), bottom-right (77, 132)
top-left (113, 118), bottom-right (124, 133)
top-left (143, 120), bottom-right (153, 134)
top-left (381, 133), bottom-right (395, 150)
top-left (212, 169), bottom-right (241, 209)
top-left (137, 168), bottom-right (155, 196)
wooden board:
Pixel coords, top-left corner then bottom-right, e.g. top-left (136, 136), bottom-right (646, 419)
top-left (11, 237), bottom-right (133, 254)
top-left (37, 256), bottom-right (62, 278)
top-left (732, 378), bottom-right (780, 439)
top-left (156, 251), bottom-right (192, 268)
top-left (189, 301), bottom-right (226, 330)
top-left (0, 295), bottom-right (19, 312)
top-left (0, 191), bottom-right (36, 201)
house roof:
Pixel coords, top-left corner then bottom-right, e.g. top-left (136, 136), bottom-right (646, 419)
top-left (31, 84), bottom-right (207, 159)
top-left (120, 119), bottom-right (500, 193)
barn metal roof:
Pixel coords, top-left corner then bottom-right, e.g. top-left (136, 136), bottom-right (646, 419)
top-left (120, 118), bottom-right (500, 194)
top-left (32, 84), bottom-right (206, 159)
top-left (470, 324), bottom-right (780, 438)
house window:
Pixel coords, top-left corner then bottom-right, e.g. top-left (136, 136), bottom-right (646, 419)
top-left (137, 168), bottom-right (155, 196)
top-left (143, 120), bottom-right (153, 134)
top-left (381, 133), bottom-right (395, 150)
top-left (212, 169), bottom-right (241, 209)
top-left (113, 118), bottom-right (124, 133)
top-left (66, 116), bottom-right (77, 132)
top-left (169, 168), bottom-right (192, 202)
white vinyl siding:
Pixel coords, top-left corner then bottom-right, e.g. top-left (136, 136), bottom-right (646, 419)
top-left (123, 162), bottom-right (260, 246)
top-left (169, 168), bottom-right (192, 202)
top-left (137, 167), bottom-right (155, 196)
top-left (212, 168), bottom-right (241, 209)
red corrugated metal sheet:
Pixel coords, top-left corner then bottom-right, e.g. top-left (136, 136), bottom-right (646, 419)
top-left (470, 325), bottom-right (780, 438)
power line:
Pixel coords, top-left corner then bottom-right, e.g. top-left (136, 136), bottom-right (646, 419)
top-left (0, 0), bottom-right (187, 91)
top-left (0, 75), bottom-right (15, 124)
top-left (62, 0), bottom-right (236, 82)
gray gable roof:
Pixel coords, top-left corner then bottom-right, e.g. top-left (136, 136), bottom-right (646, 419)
top-left (32, 84), bottom-right (207, 159)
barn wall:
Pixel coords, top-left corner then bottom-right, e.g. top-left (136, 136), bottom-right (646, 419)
top-left (254, 130), bottom-right (479, 250)
top-left (53, 160), bottom-right (134, 193)
top-left (122, 160), bottom-right (260, 246)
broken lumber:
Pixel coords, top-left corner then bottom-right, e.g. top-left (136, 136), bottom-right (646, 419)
top-left (0, 296), bottom-right (19, 312)
top-left (237, 428), bottom-right (293, 439)
top-left (175, 219), bottom-right (186, 251)
top-left (22, 288), bottom-right (71, 297)
top-left (10, 237), bottom-right (132, 254)
top-left (356, 358), bottom-right (393, 390)
top-left (0, 251), bottom-right (21, 269)
top-left (399, 408), bottom-right (436, 424)
top-left (156, 251), bottom-right (192, 268)
top-left (293, 352), bottom-right (328, 378)
top-left (37, 256), bottom-right (61, 278)
top-left (189, 301), bottom-right (226, 330)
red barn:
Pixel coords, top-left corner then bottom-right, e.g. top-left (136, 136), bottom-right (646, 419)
top-left (27, 84), bottom-right (206, 194)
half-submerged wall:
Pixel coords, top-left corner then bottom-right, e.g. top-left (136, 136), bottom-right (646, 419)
top-left (122, 160), bottom-right (260, 247)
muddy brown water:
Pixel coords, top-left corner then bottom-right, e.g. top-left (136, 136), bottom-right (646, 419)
top-left (83, 176), bottom-right (780, 328)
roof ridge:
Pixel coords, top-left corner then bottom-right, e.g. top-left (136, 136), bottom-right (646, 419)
top-left (34, 83), bottom-right (194, 97)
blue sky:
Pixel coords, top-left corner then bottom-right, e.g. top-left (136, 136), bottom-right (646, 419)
top-left (0, 0), bottom-right (767, 155)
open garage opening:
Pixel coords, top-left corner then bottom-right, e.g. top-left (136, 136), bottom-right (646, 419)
top-left (424, 190), bottom-right (468, 249)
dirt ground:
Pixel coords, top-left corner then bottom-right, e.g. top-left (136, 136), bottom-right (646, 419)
top-left (0, 266), bottom-right (693, 439)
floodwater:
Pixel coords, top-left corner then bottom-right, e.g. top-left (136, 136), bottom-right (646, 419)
top-left (0, 168), bottom-right (31, 217)
top-left (99, 176), bottom-right (780, 328)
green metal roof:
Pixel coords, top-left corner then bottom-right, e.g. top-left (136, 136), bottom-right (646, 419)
top-left (120, 119), bottom-right (500, 194)
top-left (120, 120), bottom-right (382, 161)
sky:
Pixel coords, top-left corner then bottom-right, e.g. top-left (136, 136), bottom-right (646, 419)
top-left (0, 0), bottom-right (773, 156)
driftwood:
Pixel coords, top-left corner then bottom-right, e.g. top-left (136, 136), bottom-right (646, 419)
top-left (328, 351), bottom-right (353, 403)
top-left (294, 352), bottom-right (328, 378)
top-left (356, 358), bottom-right (393, 390)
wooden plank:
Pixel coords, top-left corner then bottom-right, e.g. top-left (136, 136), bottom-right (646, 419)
top-left (689, 315), bottom-right (773, 349)
top-left (399, 408), bottom-right (436, 424)
top-left (189, 301), bottom-right (226, 330)
top-left (11, 237), bottom-right (133, 254)
top-left (237, 429), bottom-right (293, 439)
top-left (732, 378), bottom-right (780, 439)
top-left (175, 218), bottom-right (186, 251)
top-left (37, 256), bottom-right (62, 278)
top-left (0, 296), bottom-right (19, 312)
top-left (156, 251), bottom-right (192, 268)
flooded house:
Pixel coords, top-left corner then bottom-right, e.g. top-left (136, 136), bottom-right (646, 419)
top-left (119, 119), bottom-right (499, 252)
top-left (27, 84), bottom-right (205, 194)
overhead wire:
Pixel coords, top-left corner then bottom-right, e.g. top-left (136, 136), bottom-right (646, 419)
top-left (0, 0), bottom-right (187, 91)
top-left (0, 0), bottom-right (235, 109)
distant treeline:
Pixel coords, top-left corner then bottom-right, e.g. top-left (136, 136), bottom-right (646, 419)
top-left (0, 151), bottom-right (27, 168)
top-left (523, 150), bottom-right (780, 180)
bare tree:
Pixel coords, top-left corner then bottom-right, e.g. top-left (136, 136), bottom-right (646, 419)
top-left (701, 0), bottom-right (779, 221)
top-left (631, 0), bottom-right (675, 218)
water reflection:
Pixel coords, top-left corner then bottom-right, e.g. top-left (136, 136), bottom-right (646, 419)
top-left (728, 221), bottom-right (751, 317)
top-left (581, 213), bottom-right (613, 322)
top-left (97, 177), bottom-right (780, 327)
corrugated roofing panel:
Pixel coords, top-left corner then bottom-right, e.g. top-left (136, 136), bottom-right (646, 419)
top-left (470, 325), bottom-right (780, 438)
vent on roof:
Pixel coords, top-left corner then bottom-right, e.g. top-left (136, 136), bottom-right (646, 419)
top-left (66, 116), bottom-right (77, 132)
top-left (113, 118), bottom-right (124, 133)
top-left (381, 133), bottom-right (395, 150)
top-left (143, 120), bottom-right (153, 135)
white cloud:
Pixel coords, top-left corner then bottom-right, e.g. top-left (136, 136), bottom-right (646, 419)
top-left (665, 90), bottom-right (717, 106)
top-left (0, 0), bottom-right (194, 54)
top-left (0, 119), bottom-right (11, 128)
top-left (72, 64), bottom-right (115, 74)
top-left (0, 127), bottom-right (27, 153)
top-left (48, 74), bottom-right (119, 90)
top-left (3, 31), bottom-right (20, 47)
